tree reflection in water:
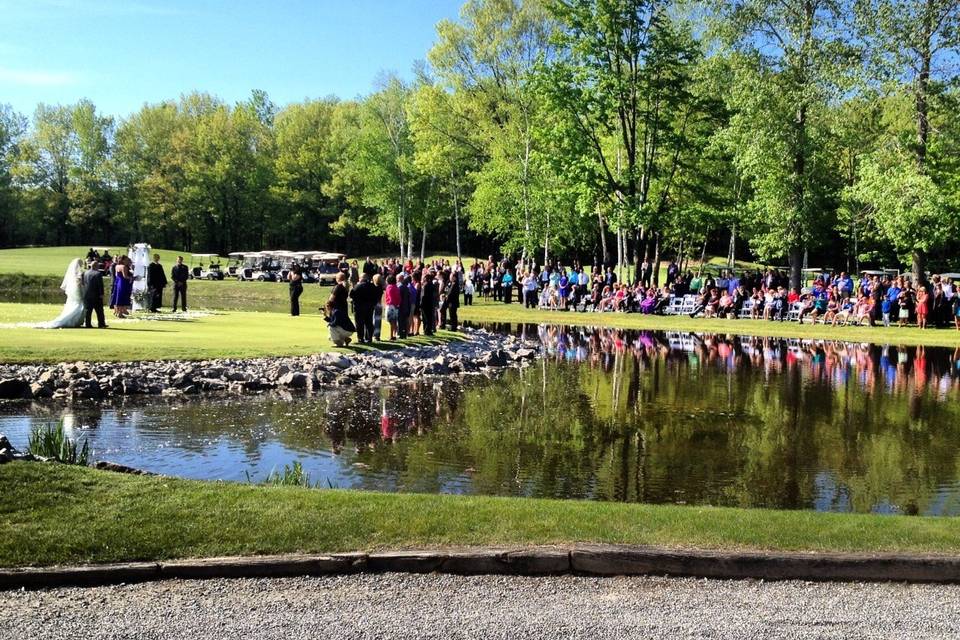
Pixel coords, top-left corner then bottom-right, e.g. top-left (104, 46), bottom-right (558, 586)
top-left (3, 325), bottom-right (960, 515)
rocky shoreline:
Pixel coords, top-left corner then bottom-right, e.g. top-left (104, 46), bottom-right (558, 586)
top-left (0, 328), bottom-right (538, 402)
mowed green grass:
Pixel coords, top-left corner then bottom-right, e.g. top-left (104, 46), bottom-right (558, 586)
top-left (2, 463), bottom-right (960, 568)
top-left (0, 303), bottom-right (459, 363)
top-left (0, 246), bottom-right (196, 276)
top-left (458, 299), bottom-right (960, 349)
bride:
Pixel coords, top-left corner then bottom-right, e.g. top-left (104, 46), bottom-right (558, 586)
top-left (40, 258), bottom-right (86, 329)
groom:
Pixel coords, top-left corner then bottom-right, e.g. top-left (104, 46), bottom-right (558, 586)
top-left (82, 261), bottom-right (108, 329)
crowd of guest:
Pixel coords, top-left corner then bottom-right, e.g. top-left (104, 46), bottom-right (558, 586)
top-left (320, 255), bottom-right (960, 343)
top-left (468, 258), bottom-right (960, 331)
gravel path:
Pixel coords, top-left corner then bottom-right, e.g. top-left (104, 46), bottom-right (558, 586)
top-left (2, 573), bottom-right (959, 639)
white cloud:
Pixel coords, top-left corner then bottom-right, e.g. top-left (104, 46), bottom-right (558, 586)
top-left (0, 67), bottom-right (78, 87)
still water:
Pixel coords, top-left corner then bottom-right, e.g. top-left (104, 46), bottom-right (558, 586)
top-left (4, 325), bottom-right (960, 515)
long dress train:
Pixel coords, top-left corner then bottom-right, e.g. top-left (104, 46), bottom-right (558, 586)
top-left (40, 258), bottom-right (85, 329)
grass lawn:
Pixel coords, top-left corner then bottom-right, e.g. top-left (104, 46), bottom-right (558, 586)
top-left (2, 462), bottom-right (959, 568)
top-left (458, 300), bottom-right (960, 349)
top-left (0, 303), bottom-right (459, 363)
top-left (0, 246), bottom-right (193, 277)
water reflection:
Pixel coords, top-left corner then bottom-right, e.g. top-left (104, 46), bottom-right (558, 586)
top-left (3, 325), bottom-right (960, 515)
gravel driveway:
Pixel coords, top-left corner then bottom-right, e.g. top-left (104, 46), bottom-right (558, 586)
top-left (2, 573), bottom-right (958, 639)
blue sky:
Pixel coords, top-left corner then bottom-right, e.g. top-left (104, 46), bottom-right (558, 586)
top-left (0, 0), bottom-right (464, 118)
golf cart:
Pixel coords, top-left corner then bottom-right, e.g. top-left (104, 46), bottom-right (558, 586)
top-left (311, 252), bottom-right (347, 285)
top-left (239, 252), bottom-right (276, 281)
top-left (226, 252), bottom-right (246, 278)
top-left (189, 254), bottom-right (224, 280)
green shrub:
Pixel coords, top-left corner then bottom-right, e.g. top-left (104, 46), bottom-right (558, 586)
top-left (27, 423), bottom-right (91, 465)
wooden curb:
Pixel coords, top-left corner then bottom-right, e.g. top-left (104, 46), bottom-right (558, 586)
top-left (2, 545), bottom-right (960, 590)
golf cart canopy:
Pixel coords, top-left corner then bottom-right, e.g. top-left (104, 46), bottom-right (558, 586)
top-left (311, 252), bottom-right (347, 260)
top-left (191, 253), bottom-right (220, 258)
top-left (938, 272), bottom-right (960, 280)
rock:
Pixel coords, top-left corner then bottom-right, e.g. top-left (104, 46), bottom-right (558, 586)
top-left (0, 378), bottom-right (31, 400)
top-left (515, 348), bottom-right (536, 360)
top-left (95, 461), bottom-right (153, 475)
top-left (71, 379), bottom-right (102, 400)
top-left (279, 372), bottom-right (308, 389)
top-left (483, 350), bottom-right (509, 367)
top-left (30, 382), bottom-right (53, 398)
top-left (122, 379), bottom-right (142, 394)
top-left (38, 370), bottom-right (57, 384)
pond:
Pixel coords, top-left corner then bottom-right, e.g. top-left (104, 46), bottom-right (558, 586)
top-left (3, 325), bottom-right (960, 516)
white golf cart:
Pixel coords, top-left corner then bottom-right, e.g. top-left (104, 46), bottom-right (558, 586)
top-left (189, 253), bottom-right (225, 280)
top-left (238, 252), bottom-right (271, 281)
top-left (311, 252), bottom-right (347, 285)
top-left (226, 252), bottom-right (246, 278)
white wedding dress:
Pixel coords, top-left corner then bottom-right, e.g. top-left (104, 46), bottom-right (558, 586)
top-left (40, 258), bottom-right (86, 329)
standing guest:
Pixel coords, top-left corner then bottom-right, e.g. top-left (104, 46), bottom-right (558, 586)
top-left (463, 276), bottom-right (475, 306)
top-left (502, 270), bottom-right (514, 304)
top-left (408, 272), bottom-right (421, 336)
top-left (110, 256), bottom-right (134, 318)
top-left (398, 273), bottom-right (411, 339)
top-left (363, 256), bottom-right (378, 278)
top-left (146, 253), bottom-right (167, 313)
top-left (349, 260), bottom-right (360, 287)
top-left (171, 256), bottom-right (190, 312)
top-left (372, 274), bottom-right (385, 341)
top-left (442, 270), bottom-right (460, 331)
top-left (82, 261), bottom-right (107, 329)
top-left (639, 259), bottom-right (653, 288)
top-left (666, 260), bottom-right (679, 286)
top-left (523, 271), bottom-right (538, 308)
top-left (421, 269), bottom-right (439, 336)
top-left (350, 272), bottom-right (378, 344)
top-left (916, 285), bottom-right (929, 329)
top-left (288, 263), bottom-right (304, 316)
top-left (384, 275), bottom-right (401, 340)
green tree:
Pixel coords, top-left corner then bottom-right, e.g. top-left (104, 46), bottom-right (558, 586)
top-left (854, 0), bottom-right (960, 280)
top-left (430, 0), bottom-right (555, 259)
top-left (0, 105), bottom-right (27, 247)
top-left (708, 0), bottom-right (854, 289)
top-left (540, 0), bottom-right (707, 278)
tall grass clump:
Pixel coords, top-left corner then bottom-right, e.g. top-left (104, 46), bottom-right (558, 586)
top-left (27, 423), bottom-right (90, 465)
top-left (262, 461), bottom-right (313, 487)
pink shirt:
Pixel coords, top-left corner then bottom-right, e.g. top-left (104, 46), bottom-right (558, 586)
top-left (385, 284), bottom-right (401, 306)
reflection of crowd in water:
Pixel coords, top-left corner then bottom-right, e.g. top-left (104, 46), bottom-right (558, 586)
top-left (505, 323), bottom-right (960, 399)
top-left (322, 381), bottom-right (464, 451)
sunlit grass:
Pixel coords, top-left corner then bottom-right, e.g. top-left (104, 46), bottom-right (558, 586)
top-left (0, 303), bottom-right (461, 363)
top-left (2, 463), bottom-right (959, 568)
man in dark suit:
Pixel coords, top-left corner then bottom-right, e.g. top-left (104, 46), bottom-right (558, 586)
top-left (171, 256), bottom-right (189, 312)
top-left (82, 262), bottom-right (107, 328)
top-left (441, 269), bottom-right (460, 331)
top-left (349, 272), bottom-right (379, 344)
top-left (146, 253), bottom-right (167, 312)
top-left (420, 269), bottom-right (438, 336)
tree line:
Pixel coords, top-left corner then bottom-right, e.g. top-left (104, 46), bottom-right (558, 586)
top-left (1, 0), bottom-right (958, 289)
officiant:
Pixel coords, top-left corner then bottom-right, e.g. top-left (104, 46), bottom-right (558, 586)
top-left (146, 253), bottom-right (168, 312)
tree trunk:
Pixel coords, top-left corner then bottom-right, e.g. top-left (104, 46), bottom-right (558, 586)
top-left (789, 245), bottom-right (803, 292)
top-left (543, 208), bottom-right (550, 266)
top-left (696, 237), bottom-right (707, 277)
top-left (912, 250), bottom-right (926, 286)
top-left (451, 176), bottom-right (462, 262)
top-left (406, 224), bottom-right (413, 261)
top-left (652, 232), bottom-right (661, 287)
top-left (420, 226), bottom-right (427, 263)
top-left (597, 206), bottom-right (609, 266)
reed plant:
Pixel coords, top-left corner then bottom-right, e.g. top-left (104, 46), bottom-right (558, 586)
top-left (26, 422), bottom-right (90, 466)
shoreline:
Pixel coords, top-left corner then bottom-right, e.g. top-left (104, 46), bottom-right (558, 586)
top-left (0, 327), bottom-right (537, 401)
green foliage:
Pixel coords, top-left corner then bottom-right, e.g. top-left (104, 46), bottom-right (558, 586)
top-left (27, 422), bottom-right (90, 466)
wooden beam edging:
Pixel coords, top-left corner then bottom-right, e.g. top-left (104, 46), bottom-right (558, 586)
top-left (2, 545), bottom-right (960, 590)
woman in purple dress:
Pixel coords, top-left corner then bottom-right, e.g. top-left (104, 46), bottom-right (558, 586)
top-left (110, 256), bottom-right (134, 318)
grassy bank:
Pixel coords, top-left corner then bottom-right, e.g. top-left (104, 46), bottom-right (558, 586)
top-left (458, 302), bottom-right (960, 349)
top-left (0, 303), bottom-right (457, 363)
top-left (1, 463), bottom-right (959, 568)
